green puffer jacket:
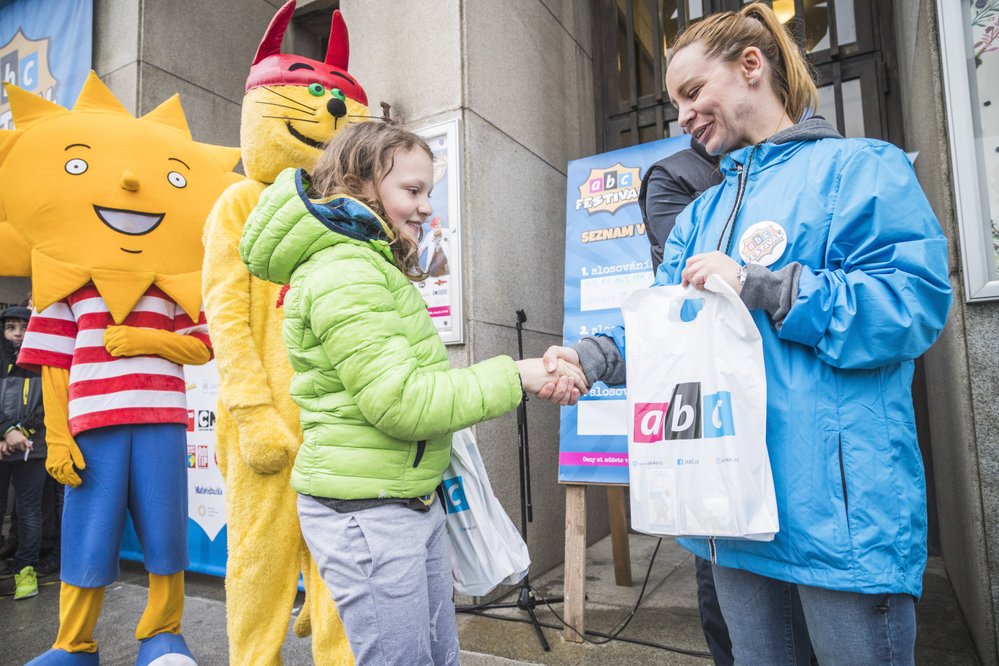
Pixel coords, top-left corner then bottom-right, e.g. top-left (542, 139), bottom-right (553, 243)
top-left (240, 168), bottom-right (523, 499)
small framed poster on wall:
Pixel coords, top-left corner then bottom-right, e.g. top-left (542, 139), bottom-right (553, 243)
top-left (414, 118), bottom-right (464, 344)
top-left (938, 0), bottom-right (999, 301)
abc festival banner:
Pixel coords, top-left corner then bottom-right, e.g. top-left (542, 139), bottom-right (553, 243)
top-left (0, 0), bottom-right (92, 128)
top-left (559, 135), bottom-right (691, 485)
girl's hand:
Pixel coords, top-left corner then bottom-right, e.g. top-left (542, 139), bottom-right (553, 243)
top-left (537, 345), bottom-right (590, 405)
top-left (681, 251), bottom-right (742, 293)
top-left (516, 358), bottom-right (587, 406)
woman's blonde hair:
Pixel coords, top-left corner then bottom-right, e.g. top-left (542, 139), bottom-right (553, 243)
top-left (669, 2), bottom-right (818, 123)
top-left (310, 121), bottom-right (433, 281)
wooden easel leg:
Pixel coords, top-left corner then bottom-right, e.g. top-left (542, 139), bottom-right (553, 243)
top-left (607, 486), bottom-right (633, 586)
top-left (563, 484), bottom-right (587, 643)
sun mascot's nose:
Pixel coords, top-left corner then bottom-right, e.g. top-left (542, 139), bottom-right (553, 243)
top-left (120, 170), bottom-right (141, 192)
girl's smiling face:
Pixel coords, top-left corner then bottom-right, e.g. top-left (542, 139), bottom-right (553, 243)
top-left (375, 147), bottom-right (434, 242)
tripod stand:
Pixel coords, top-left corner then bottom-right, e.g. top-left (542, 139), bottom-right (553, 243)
top-left (455, 309), bottom-right (563, 651)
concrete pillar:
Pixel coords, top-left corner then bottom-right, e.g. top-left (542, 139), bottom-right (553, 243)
top-left (894, 1), bottom-right (999, 663)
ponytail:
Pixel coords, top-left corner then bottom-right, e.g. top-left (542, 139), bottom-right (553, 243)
top-left (670, 2), bottom-right (818, 122)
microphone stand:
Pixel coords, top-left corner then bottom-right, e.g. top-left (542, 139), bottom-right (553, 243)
top-left (455, 309), bottom-right (563, 651)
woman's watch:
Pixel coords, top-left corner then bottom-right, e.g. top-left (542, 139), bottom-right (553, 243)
top-left (738, 263), bottom-right (750, 287)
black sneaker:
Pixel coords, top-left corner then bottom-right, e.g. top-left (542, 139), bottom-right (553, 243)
top-left (0, 562), bottom-right (15, 580)
top-left (0, 541), bottom-right (16, 561)
top-left (36, 556), bottom-right (59, 577)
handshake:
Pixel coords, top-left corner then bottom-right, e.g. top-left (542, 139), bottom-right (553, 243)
top-left (515, 346), bottom-right (587, 406)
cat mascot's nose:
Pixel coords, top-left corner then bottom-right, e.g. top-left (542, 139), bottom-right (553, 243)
top-left (326, 97), bottom-right (347, 118)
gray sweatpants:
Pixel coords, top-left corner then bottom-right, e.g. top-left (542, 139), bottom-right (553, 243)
top-left (298, 494), bottom-right (461, 666)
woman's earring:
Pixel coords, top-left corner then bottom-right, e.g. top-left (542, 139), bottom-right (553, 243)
top-left (749, 78), bottom-right (758, 86)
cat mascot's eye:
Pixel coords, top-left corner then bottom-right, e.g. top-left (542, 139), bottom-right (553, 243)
top-left (167, 171), bottom-right (188, 188)
top-left (308, 83), bottom-right (325, 97)
top-left (65, 158), bottom-right (88, 175)
top-left (331, 88), bottom-right (346, 102)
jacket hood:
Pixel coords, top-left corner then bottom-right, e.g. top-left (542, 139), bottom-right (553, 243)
top-left (241, 167), bottom-right (396, 285)
top-left (721, 117), bottom-right (842, 176)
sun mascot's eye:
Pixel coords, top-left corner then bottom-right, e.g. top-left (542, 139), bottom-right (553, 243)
top-left (308, 82), bottom-right (325, 97)
top-left (65, 158), bottom-right (88, 175)
top-left (167, 171), bottom-right (187, 188)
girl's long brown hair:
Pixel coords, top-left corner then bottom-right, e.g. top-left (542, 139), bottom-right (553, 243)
top-left (669, 2), bottom-right (818, 124)
top-left (310, 121), bottom-right (433, 281)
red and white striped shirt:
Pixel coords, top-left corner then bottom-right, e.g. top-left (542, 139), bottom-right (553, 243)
top-left (18, 284), bottom-right (211, 435)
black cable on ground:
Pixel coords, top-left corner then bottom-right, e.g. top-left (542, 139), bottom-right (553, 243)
top-left (464, 610), bottom-right (710, 659)
top-left (462, 537), bottom-right (712, 659)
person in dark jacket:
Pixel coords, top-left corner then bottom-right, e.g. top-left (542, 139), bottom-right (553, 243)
top-left (0, 305), bottom-right (46, 599)
top-left (639, 138), bottom-right (721, 273)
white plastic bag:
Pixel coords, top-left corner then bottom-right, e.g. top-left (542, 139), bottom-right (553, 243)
top-left (442, 428), bottom-right (531, 596)
top-left (622, 274), bottom-right (778, 540)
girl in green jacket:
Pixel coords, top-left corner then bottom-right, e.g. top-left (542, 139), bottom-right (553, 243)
top-left (241, 121), bottom-right (585, 665)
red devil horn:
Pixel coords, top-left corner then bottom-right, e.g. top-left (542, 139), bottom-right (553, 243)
top-left (325, 9), bottom-right (349, 70)
top-left (252, 0), bottom-right (296, 66)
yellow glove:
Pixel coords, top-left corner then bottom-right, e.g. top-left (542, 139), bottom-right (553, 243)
top-left (41, 366), bottom-right (85, 487)
top-left (231, 404), bottom-right (299, 474)
top-left (104, 325), bottom-right (211, 366)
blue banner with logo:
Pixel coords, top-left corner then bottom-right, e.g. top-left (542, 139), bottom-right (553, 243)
top-left (0, 0), bottom-right (92, 127)
top-left (559, 136), bottom-right (691, 485)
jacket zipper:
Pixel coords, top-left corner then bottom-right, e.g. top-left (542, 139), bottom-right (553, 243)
top-left (412, 440), bottom-right (427, 468)
top-left (706, 154), bottom-right (751, 570)
top-left (838, 436), bottom-right (850, 523)
top-left (715, 148), bottom-right (756, 255)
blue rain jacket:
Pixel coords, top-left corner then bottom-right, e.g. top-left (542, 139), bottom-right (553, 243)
top-left (610, 134), bottom-right (951, 597)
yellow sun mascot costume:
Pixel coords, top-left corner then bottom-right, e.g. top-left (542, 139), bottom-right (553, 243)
top-left (201, 2), bottom-right (365, 664)
top-left (0, 72), bottom-right (240, 665)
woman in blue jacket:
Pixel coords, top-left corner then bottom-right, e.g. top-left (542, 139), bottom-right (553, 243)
top-left (542, 4), bottom-right (952, 664)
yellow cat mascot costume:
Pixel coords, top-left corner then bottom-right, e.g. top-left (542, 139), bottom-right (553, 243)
top-left (0, 72), bottom-right (240, 665)
top-left (201, 2), bottom-right (365, 663)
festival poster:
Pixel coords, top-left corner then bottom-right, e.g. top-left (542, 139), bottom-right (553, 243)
top-left (414, 118), bottom-right (464, 344)
top-left (558, 135), bottom-right (691, 484)
top-left (120, 362), bottom-right (228, 577)
top-left (0, 0), bottom-right (92, 125)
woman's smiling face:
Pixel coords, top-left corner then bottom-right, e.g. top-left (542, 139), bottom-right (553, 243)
top-left (666, 42), bottom-right (757, 156)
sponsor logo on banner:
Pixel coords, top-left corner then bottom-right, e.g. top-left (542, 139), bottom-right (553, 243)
top-left (0, 30), bottom-right (58, 128)
top-left (442, 476), bottom-right (470, 514)
top-left (633, 383), bottom-right (735, 443)
top-left (575, 162), bottom-right (641, 215)
top-left (186, 444), bottom-right (196, 469)
top-left (197, 410), bottom-right (216, 431)
top-left (186, 410), bottom-right (195, 432)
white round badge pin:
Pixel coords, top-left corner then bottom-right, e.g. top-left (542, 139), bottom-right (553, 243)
top-left (738, 220), bottom-right (788, 267)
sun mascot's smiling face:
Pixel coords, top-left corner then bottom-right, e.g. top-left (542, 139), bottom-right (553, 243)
top-left (0, 72), bottom-right (240, 321)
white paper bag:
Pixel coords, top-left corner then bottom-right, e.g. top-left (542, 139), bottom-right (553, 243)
top-left (622, 274), bottom-right (778, 540)
top-left (442, 428), bottom-right (531, 596)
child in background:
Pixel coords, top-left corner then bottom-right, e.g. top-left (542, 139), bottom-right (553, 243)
top-left (240, 121), bottom-right (585, 664)
top-left (0, 306), bottom-right (47, 599)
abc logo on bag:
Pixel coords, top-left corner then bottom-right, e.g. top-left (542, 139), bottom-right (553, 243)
top-left (442, 476), bottom-right (470, 514)
top-left (633, 382), bottom-right (735, 443)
